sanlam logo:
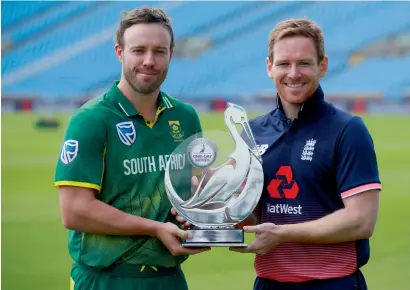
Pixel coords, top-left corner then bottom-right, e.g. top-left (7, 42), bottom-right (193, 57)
top-left (266, 166), bottom-right (302, 215)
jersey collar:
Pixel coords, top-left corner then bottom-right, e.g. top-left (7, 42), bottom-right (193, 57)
top-left (107, 81), bottom-right (174, 117)
top-left (275, 85), bottom-right (326, 121)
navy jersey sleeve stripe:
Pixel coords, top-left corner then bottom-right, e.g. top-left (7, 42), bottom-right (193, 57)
top-left (341, 183), bottom-right (381, 199)
top-left (336, 116), bottom-right (381, 197)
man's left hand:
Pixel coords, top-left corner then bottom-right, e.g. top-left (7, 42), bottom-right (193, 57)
top-left (229, 223), bottom-right (284, 255)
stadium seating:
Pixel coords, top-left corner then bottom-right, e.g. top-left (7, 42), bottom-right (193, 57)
top-left (1, 1), bottom-right (410, 100)
top-left (3, 1), bottom-right (101, 44)
top-left (321, 53), bottom-right (410, 98)
top-left (164, 1), bottom-right (410, 98)
top-left (1, 1), bottom-right (59, 30)
top-left (168, 1), bottom-right (255, 38)
top-left (2, 1), bottom-right (149, 75)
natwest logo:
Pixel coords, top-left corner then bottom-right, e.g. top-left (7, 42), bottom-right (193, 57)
top-left (267, 203), bottom-right (302, 215)
top-left (267, 166), bottom-right (299, 199)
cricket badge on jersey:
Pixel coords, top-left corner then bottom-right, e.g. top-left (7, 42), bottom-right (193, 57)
top-left (253, 144), bottom-right (269, 156)
top-left (60, 140), bottom-right (79, 165)
top-left (169, 120), bottom-right (184, 142)
top-left (116, 121), bottom-right (136, 146)
top-left (301, 138), bottom-right (316, 161)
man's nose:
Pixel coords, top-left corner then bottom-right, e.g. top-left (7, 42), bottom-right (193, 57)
top-left (288, 65), bottom-right (302, 79)
top-left (142, 52), bottom-right (155, 67)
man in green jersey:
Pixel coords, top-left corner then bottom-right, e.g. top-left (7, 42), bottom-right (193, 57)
top-left (55, 7), bottom-right (208, 290)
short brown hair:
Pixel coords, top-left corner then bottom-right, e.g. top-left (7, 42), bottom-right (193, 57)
top-left (268, 18), bottom-right (325, 63)
top-left (115, 7), bottom-right (174, 52)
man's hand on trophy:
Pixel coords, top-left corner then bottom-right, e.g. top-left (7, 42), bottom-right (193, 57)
top-left (191, 174), bottom-right (200, 194)
top-left (156, 222), bottom-right (210, 255)
top-left (229, 223), bottom-right (284, 255)
top-left (170, 208), bottom-right (191, 229)
top-left (235, 213), bottom-right (257, 229)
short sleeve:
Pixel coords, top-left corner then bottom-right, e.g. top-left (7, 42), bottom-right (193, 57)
top-left (54, 109), bottom-right (106, 192)
top-left (336, 116), bottom-right (382, 199)
top-left (187, 104), bottom-right (203, 137)
top-left (193, 107), bottom-right (202, 135)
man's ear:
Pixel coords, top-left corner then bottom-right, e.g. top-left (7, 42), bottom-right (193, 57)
top-left (319, 56), bottom-right (328, 78)
top-left (115, 44), bottom-right (123, 63)
top-left (267, 57), bottom-right (273, 79)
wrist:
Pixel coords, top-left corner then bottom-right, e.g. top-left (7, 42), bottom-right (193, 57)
top-left (149, 220), bottom-right (164, 238)
top-left (275, 224), bottom-right (293, 243)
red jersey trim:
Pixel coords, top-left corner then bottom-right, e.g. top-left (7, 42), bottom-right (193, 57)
top-left (341, 183), bottom-right (381, 199)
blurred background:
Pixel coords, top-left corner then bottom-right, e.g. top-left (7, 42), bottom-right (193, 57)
top-left (2, 1), bottom-right (409, 290)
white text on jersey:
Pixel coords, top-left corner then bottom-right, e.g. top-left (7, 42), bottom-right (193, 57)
top-left (267, 203), bottom-right (303, 215)
top-left (123, 154), bottom-right (186, 175)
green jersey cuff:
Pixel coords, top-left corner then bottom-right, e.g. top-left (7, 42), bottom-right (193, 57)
top-left (55, 181), bottom-right (101, 192)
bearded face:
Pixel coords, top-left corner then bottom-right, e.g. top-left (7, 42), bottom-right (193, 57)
top-left (117, 23), bottom-right (172, 95)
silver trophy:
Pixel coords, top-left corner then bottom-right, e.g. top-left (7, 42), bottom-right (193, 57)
top-left (164, 103), bottom-right (264, 247)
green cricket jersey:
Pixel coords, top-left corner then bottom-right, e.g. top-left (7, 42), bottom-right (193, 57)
top-left (55, 81), bottom-right (202, 269)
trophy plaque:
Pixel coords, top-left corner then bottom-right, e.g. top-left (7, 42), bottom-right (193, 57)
top-left (164, 103), bottom-right (263, 247)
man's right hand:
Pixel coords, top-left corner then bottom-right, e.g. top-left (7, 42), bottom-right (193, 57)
top-left (156, 222), bottom-right (210, 256)
top-left (170, 208), bottom-right (191, 229)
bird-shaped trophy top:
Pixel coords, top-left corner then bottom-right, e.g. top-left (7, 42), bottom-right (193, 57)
top-left (164, 102), bottom-right (264, 228)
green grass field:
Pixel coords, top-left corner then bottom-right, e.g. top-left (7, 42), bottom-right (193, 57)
top-left (2, 112), bottom-right (409, 290)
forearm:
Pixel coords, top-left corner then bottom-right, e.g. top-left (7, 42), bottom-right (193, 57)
top-left (280, 208), bottom-right (371, 244)
top-left (63, 198), bottom-right (162, 236)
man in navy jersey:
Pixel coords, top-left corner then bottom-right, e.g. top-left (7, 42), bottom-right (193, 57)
top-left (227, 18), bottom-right (381, 290)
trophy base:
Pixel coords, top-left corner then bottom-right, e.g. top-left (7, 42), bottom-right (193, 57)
top-left (182, 242), bottom-right (247, 248)
top-left (182, 228), bottom-right (246, 248)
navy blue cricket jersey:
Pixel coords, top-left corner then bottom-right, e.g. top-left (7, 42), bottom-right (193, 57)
top-left (248, 86), bottom-right (381, 282)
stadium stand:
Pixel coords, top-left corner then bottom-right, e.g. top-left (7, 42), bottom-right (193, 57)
top-left (3, 1), bottom-right (103, 45)
top-left (1, 1), bottom-right (410, 102)
top-left (322, 53), bottom-right (410, 98)
top-left (1, 1), bottom-right (59, 30)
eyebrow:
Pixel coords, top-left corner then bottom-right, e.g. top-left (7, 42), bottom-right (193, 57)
top-left (274, 58), bottom-right (314, 64)
top-left (130, 45), bottom-right (168, 50)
